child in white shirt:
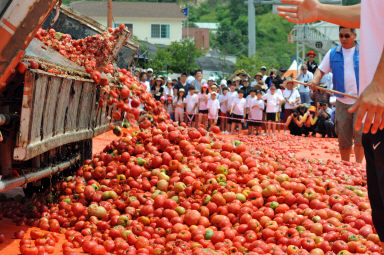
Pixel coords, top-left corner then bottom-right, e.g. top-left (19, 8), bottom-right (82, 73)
top-left (207, 92), bottom-right (220, 127)
top-left (219, 87), bottom-right (229, 133)
top-left (230, 89), bottom-right (247, 135)
top-left (184, 86), bottom-right (199, 128)
top-left (247, 89), bottom-right (265, 135)
top-left (173, 89), bottom-right (185, 124)
top-left (262, 86), bottom-right (284, 135)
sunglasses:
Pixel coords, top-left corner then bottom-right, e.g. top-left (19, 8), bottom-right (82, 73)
top-left (339, 33), bottom-right (351, 39)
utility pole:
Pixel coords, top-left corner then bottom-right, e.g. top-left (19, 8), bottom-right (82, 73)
top-left (107, 0), bottom-right (113, 28)
top-left (248, 0), bottom-right (256, 57)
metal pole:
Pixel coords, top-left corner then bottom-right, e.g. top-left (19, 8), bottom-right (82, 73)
top-left (107, 0), bottom-right (113, 28)
top-left (293, 80), bottom-right (358, 99)
top-left (248, 0), bottom-right (256, 57)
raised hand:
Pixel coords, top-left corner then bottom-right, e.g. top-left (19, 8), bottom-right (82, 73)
top-left (278, 0), bottom-right (320, 24)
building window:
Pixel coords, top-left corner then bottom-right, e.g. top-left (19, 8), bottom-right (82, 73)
top-left (114, 23), bottom-right (133, 34)
top-left (151, 24), bottom-right (170, 39)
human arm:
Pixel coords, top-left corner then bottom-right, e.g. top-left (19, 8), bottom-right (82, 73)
top-left (349, 47), bottom-right (384, 134)
top-left (278, 0), bottom-right (361, 28)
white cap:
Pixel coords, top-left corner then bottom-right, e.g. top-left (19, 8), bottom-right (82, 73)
top-left (211, 91), bottom-right (217, 96)
top-left (220, 79), bottom-right (227, 86)
top-left (167, 78), bottom-right (172, 83)
top-left (260, 66), bottom-right (267, 70)
top-left (147, 68), bottom-right (153, 72)
top-left (208, 77), bottom-right (215, 81)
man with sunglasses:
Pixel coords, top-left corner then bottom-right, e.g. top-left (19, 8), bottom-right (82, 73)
top-left (309, 27), bottom-right (363, 164)
top-left (278, 0), bottom-right (384, 243)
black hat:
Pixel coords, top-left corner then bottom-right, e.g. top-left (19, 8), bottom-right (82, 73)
top-left (279, 67), bottom-right (287, 73)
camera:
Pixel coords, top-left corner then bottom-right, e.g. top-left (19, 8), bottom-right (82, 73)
top-left (293, 113), bottom-right (298, 118)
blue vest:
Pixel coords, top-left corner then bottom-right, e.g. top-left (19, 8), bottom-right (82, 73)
top-left (330, 43), bottom-right (359, 98)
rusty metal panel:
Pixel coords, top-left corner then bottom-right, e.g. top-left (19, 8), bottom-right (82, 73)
top-left (42, 76), bottom-right (61, 140)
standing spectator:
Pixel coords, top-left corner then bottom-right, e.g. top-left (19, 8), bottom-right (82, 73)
top-left (265, 68), bottom-right (277, 88)
top-left (263, 86), bottom-right (284, 135)
top-left (174, 89), bottom-right (185, 124)
top-left (219, 80), bottom-right (227, 94)
top-left (160, 96), bottom-right (166, 110)
top-left (247, 89), bottom-right (265, 135)
top-left (211, 85), bottom-right (218, 94)
top-left (240, 78), bottom-right (252, 98)
top-left (207, 92), bottom-right (220, 127)
top-left (306, 51), bottom-right (318, 74)
top-left (219, 87), bottom-right (229, 134)
top-left (227, 83), bottom-right (238, 132)
top-left (310, 84), bottom-right (332, 106)
top-left (172, 78), bottom-right (178, 88)
top-left (260, 66), bottom-right (268, 84)
top-left (134, 69), bottom-right (140, 79)
top-left (139, 72), bottom-right (151, 92)
top-left (191, 70), bottom-right (203, 91)
top-left (309, 27), bottom-right (363, 163)
top-left (185, 86), bottom-right (198, 128)
top-left (233, 76), bottom-right (242, 88)
top-left (163, 78), bottom-right (174, 98)
top-left (177, 73), bottom-right (188, 97)
top-left (251, 73), bottom-right (263, 87)
top-left (166, 97), bottom-right (174, 120)
top-left (186, 71), bottom-right (195, 87)
top-left (282, 79), bottom-right (301, 122)
top-left (274, 67), bottom-right (287, 89)
top-left (152, 77), bottom-right (164, 101)
top-left (320, 72), bottom-right (333, 90)
top-left (208, 77), bottom-right (216, 88)
top-left (230, 90), bottom-right (247, 135)
top-left (297, 64), bottom-right (314, 104)
top-left (146, 68), bottom-right (154, 83)
top-left (197, 84), bottom-right (209, 128)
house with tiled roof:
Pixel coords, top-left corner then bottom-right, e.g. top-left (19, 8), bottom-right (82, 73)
top-left (70, 1), bottom-right (187, 45)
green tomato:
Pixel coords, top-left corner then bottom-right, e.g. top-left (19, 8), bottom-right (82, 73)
top-left (270, 201), bottom-right (279, 210)
top-left (203, 195), bottom-right (211, 205)
top-left (171, 196), bottom-right (179, 203)
top-left (296, 225), bottom-right (306, 234)
top-left (136, 157), bottom-right (146, 166)
top-left (312, 215), bottom-right (321, 223)
top-left (204, 229), bottom-right (214, 240)
top-left (62, 198), bottom-right (71, 204)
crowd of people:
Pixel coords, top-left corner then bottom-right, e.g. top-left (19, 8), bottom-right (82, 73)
top-left (133, 58), bottom-right (337, 138)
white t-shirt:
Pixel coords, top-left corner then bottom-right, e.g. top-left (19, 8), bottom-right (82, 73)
top-left (198, 93), bottom-right (209, 110)
top-left (319, 47), bottom-right (358, 105)
top-left (207, 98), bottom-right (220, 119)
top-left (185, 94), bottom-right (198, 113)
top-left (247, 97), bottom-right (264, 120)
top-left (231, 97), bottom-right (246, 116)
top-left (262, 93), bottom-right (284, 113)
top-left (143, 81), bottom-right (151, 92)
top-left (360, 1), bottom-right (384, 94)
top-left (320, 73), bottom-right (333, 90)
top-left (297, 71), bottom-right (314, 93)
top-left (173, 97), bottom-right (185, 109)
top-left (282, 88), bottom-right (301, 109)
top-left (219, 93), bottom-right (228, 113)
top-left (227, 91), bottom-right (238, 110)
top-left (163, 86), bottom-right (174, 98)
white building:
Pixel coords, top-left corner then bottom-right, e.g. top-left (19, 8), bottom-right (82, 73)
top-left (70, 1), bottom-right (187, 45)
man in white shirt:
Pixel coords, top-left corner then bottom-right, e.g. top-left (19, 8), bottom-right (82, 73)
top-left (308, 27), bottom-right (363, 164)
top-left (260, 66), bottom-right (268, 84)
top-left (297, 64), bottom-right (314, 104)
top-left (279, 0), bottom-right (384, 241)
top-left (251, 73), bottom-right (263, 87)
top-left (282, 79), bottom-right (301, 122)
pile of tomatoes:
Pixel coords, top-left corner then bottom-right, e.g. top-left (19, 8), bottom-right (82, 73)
top-left (5, 25), bottom-right (382, 255)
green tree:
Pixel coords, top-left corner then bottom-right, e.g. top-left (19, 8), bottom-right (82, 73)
top-left (149, 40), bottom-right (203, 75)
top-left (234, 55), bottom-right (276, 77)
